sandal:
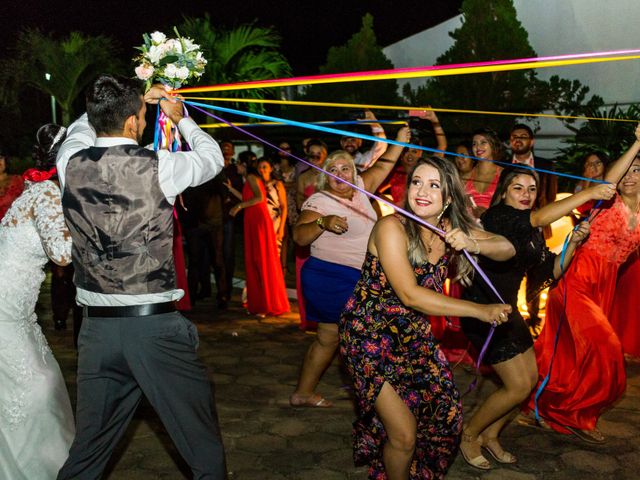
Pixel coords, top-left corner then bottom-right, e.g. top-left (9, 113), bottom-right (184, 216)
top-left (516, 412), bottom-right (553, 431)
top-left (289, 393), bottom-right (333, 408)
top-left (459, 431), bottom-right (491, 470)
top-left (565, 426), bottom-right (606, 444)
top-left (482, 438), bottom-right (517, 464)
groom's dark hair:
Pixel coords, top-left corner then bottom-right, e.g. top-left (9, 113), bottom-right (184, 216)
top-left (87, 75), bottom-right (144, 135)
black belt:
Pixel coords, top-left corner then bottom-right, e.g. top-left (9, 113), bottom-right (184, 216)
top-left (85, 302), bottom-right (176, 318)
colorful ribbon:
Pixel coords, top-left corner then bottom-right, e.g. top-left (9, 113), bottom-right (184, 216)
top-left (185, 96), bottom-right (638, 124)
top-left (184, 99), bottom-right (607, 185)
top-left (176, 49), bottom-right (640, 93)
top-left (199, 119), bottom-right (405, 129)
top-left (186, 100), bottom-right (507, 380)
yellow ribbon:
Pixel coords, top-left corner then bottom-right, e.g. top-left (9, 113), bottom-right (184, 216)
top-left (177, 54), bottom-right (640, 93)
top-left (184, 97), bottom-right (637, 124)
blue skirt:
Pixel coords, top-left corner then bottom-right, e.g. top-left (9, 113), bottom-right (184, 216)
top-left (301, 256), bottom-right (361, 324)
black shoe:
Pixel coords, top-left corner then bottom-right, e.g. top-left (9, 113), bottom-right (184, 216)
top-left (217, 299), bottom-right (228, 310)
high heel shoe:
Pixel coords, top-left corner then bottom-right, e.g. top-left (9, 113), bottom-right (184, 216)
top-left (459, 431), bottom-right (491, 470)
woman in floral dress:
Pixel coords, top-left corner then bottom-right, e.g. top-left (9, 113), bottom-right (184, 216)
top-left (340, 156), bottom-right (515, 479)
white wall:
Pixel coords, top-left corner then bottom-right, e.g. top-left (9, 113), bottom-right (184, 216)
top-left (383, 0), bottom-right (640, 154)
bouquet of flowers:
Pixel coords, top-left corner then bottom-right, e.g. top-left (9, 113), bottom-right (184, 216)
top-left (134, 28), bottom-right (207, 151)
top-left (134, 28), bottom-right (207, 90)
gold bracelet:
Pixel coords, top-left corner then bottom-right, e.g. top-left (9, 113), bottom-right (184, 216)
top-left (470, 237), bottom-right (480, 254)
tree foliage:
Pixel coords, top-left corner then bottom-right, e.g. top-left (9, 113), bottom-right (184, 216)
top-left (556, 103), bottom-right (638, 190)
top-left (298, 14), bottom-right (401, 122)
top-left (0, 29), bottom-right (122, 127)
top-left (407, 0), bottom-right (600, 140)
top-left (179, 14), bottom-right (291, 115)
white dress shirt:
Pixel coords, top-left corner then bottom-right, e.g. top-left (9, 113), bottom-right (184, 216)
top-left (56, 113), bottom-right (224, 306)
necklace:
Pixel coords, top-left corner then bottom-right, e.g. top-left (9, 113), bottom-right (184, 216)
top-left (423, 230), bottom-right (439, 256)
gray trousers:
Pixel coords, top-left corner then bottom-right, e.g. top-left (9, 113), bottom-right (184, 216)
top-left (57, 312), bottom-right (226, 479)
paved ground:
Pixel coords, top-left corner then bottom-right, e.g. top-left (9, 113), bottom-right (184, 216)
top-left (39, 286), bottom-right (640, 479)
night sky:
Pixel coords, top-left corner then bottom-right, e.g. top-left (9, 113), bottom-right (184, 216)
top-left (3, 0), bottom-right (462, 74)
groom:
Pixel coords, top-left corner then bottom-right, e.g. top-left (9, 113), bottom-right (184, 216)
top-left (56, 75), bottom-right (226, 479)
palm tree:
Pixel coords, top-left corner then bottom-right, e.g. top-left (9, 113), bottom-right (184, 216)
top-left (0, 29), bottom-right (121, 126)
top-left (179, 15), bottom-right (292, 114)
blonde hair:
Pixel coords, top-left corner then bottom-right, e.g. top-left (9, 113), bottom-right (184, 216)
top-left (316, 150), bottom-right (357, 191)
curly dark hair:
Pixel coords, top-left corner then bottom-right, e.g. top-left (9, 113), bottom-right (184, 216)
top-left (32, 124), bottom-right (67, 171)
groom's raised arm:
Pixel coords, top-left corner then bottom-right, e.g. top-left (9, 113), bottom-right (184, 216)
top-left (156, 96), bottom-right (224, 205)
top-left (56, 113), bottom-right (97, 191)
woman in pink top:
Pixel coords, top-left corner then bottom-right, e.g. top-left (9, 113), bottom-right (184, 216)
top-left (466, 128), bottom-right (504, 218)
top-left (289, 127), bottom-right (410, 408)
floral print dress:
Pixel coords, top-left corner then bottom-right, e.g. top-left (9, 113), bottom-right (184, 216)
top-left (339, 252), bottom-right (462, 479)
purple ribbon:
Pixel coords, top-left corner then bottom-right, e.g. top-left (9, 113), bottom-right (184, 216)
top-left (187, 101), bottom-right (505, 377)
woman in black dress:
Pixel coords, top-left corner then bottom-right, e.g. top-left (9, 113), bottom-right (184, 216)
top-left (459, 166), bottom-right (615, 469)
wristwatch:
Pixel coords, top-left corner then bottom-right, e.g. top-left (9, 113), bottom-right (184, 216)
top-left (316, 217), bottom-right (325, 230)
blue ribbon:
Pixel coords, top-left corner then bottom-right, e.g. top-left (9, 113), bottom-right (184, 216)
top-left (153, 104), bottom-right (161, 151)
top-left (533, 199), bottom-right (603, 423)
top-left (183, 100), bottom-right (607, 186)
top-left (186, 101), bottom-right (506, 307)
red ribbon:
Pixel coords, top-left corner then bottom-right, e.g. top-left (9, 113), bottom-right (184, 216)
top-left (22, 167), bottom-right (57, 182)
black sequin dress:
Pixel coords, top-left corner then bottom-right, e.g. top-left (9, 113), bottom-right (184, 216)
top-left (461, 203), bottom-right (556, 364)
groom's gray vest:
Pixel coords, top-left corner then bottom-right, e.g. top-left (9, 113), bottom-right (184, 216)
top-left (62, 145), bottom-right (176, 294)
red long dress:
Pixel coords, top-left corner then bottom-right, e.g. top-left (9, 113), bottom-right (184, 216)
top-left (610, 248), bottom-right (640, 357)
top-left (525, 197), bottom-right (640, 433)
top-left (243, 179), bottom-right (290, 316)
top-left (0, 175), bottom-right (24, 220)
top-left (173, 210), bottom-right (191, 311)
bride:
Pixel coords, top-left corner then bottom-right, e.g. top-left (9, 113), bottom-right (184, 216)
top-left (0, 124), bottom-right (74, 479)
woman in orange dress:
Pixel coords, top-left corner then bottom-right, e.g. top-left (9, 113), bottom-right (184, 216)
top-left (229, 161), bottom-right (289, 317)
top-left (610, 247), bottom-right (640, 358)
top-left (525, 126), bottom-right (640, 443)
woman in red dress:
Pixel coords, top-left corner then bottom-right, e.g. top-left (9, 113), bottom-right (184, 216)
top-left (610, 247), bottom-right (640, 358)
top-left (0, 148), bottom-right (25, 220)
top-left (525, 126), bottom-right (640, 442)
top-left (229, 162), bottom-right (289, 316)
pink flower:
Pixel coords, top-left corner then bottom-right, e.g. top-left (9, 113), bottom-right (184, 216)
top-left (135, 64), bottom-right (154, 81)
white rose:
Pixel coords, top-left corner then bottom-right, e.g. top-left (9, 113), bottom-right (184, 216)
top-left (183, 38), bottom-right (199, 52)
top-left (150, 31), bottom-right (166, 44)
top-left (175, 66), bottom-right (190, 81)
top-left (164, 39), bottom-right (182, 55)
top-left (148, 45), bottom-right (162, 64)
top-left (164, 63), bottom-right (178, 78)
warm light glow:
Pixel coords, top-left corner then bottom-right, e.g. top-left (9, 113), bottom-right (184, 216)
top-left (375, 196), bottom-right (397, 217)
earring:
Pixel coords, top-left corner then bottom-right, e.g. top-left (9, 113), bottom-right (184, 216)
top-left (437, 200), bottom-right (451, 223)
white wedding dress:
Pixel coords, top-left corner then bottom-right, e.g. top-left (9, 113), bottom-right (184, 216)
top-left (0, 179), bottom-right (74, 479)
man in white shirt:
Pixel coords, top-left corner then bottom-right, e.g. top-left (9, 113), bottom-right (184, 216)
top-left (56, 75), bottom-right (226, 479)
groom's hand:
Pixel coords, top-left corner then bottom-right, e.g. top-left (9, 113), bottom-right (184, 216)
top-left (159, 95), bottom-right (185, 124)
top-left (144, 84), bottom-right (176, 105)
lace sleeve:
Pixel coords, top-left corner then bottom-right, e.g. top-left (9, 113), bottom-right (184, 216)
top-left (33, 181), bottom-right (72, 265)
